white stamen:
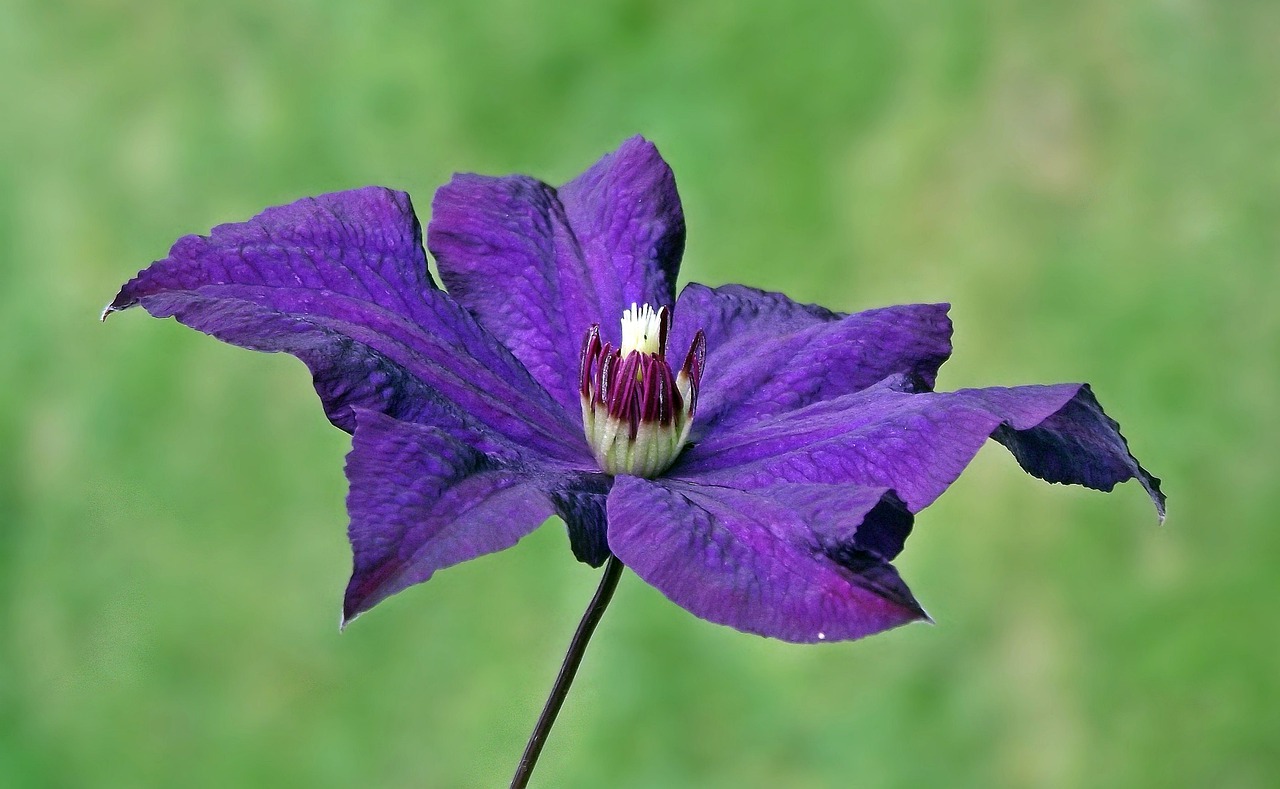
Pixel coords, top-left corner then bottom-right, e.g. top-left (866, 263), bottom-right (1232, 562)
top-left (817, 632), bottom-right (826, 640)
top-left (619, 303), bottom-right (662, 356)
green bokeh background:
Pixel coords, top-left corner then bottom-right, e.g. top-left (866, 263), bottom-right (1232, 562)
top-left (4, 1), bottom-right (1276, 786)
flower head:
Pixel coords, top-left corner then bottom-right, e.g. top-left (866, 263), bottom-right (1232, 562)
top-left (107, 137), bottom-right (1164, 643)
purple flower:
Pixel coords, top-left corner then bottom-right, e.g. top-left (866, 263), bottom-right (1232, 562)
top-left (107, 137), bottom-right (1163, 644)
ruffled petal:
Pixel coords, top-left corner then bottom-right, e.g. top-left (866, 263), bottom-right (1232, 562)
top-left (765, 484), bottom-right (916, 563)
top-left (670, 284), bottom-right (952, 435)
top-left (606, 477), bottom-right (927, 643)
top-left (427, 137), bottom-right (684, 412)
top-left (107, 187), bottom-right (589, 465)
top-left (342, 409), bottom-right (557, 623)
top-left (672, 377), bottom-right (1164, 517)
top-left (992, 384), bottom-right (1167, 520)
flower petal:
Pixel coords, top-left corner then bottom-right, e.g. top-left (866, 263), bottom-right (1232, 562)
top-left (766, 484), bottom-right (916, 563)
top-left (107, 187), bottom-right (588, 465)
top-left (427, 137), bottom-right (685, 412)
top-left (670, 282), bottom-right (844, 354)
top-left (992, 384), bottom-right (1167, 520)
top-left (606, 477), bottom-right (927, 643)
top-left (557, 137), bottom-right (685, 317)
top-left (549, 472), bottom-right (614, 568)
top-left (670, 284), bottom-right (953, 435)
top-left (672, 377), bottom-right (1164, 517)
top-left (342, 409), bottom-right (557, 623)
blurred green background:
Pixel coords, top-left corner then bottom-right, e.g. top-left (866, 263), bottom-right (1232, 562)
top-left (4, 0), bottom-right (1276, 786)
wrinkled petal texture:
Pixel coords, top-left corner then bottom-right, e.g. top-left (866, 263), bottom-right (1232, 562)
top-left (428, 136), bottom-right (685, 413)
top-left (108, 187), bottom-right (589, 466)
top-left (671, 283), bottom-right (953, 437)
top-left (673, 377), bottom-right (1165, 517)
top-left (343, 409), bottom-right (556, 623)
top-left (607, 477), bottom-right (926, 643)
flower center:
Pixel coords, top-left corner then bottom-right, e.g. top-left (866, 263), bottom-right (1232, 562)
top-left (579, 304), bottom-right (706, 478)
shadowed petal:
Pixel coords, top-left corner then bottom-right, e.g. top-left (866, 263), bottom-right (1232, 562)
top-left (550, 472), bottom-right (614, 568)
top-left (107, 187), bottom-right (588, 465)
top-left (428, 137), bottom-right (685, 412)
top-left (764, 484), bottom-right (916, 563)
top-left (672, 284), bottom-right (953, 436)
top-left (343, 409), bottom-right (557, 624)
top-left (672, 377), bottom-right (1164, 517)
top-left (992, 384), bottom-right (1166, 519)
top-left (606, 477), bottom-right (927, 643)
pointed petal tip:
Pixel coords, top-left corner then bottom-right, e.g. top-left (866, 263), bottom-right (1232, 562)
top-left (807, 605), bottom-right (930, 644)
top-left (1152, 478), bottom-right (1167, 523)
top-left (100, 292), bottom-right (134, 322)
top-left (340, 599), bottom-right (364, 632)
top-left (1136, 462), bottom-right (1166, 524)
top-left (893, 592), bottom-right (932, 626)
top-left (1152, 485), bottom-right (1168, 525)
top-left (341, 579), bottom-right (371, 631)
top-left (604, 135), bottom-right (674, 174)
top-left (620, 133), bottom-right (657, 150)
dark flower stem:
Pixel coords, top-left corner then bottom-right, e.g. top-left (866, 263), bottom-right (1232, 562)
top-left (510, 555), bottom-right (625, 789)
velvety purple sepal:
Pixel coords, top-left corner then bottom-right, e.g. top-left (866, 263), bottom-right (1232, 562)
top-left (993, 384), bottom-right (1165, 519)
top-left (428, 137), bottom-right (684, 412)
top-left (557, 136), bottom-right (685, 315)
top-left (673, 376), bottom-right (1164, 519)
top-left (342, 409), bottom-right (556, 624)
top-left (106, 186), bottom-right (589, 466)
top-left (606, 477), bottom-right (927, 643)
top-left (671, 284), bottom-right (953, 436)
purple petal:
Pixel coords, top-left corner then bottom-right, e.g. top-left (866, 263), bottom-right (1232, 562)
top-left (550, 473), bottom-right (614, 568)
top-left (672, 377), bottom-right (1164, 516)
top-left (343, 409), bottom-right (556, 623)
top-left (669, 283), bottom-right (844, 355)
top-left (557, 137), bottom-right (685, 317)
top-left (671, 284), bottom-right (952, 436)
top-left (767, 484), bottom-right (916, 563)
top-left (427, 137), bottom-right (685, 412)
top-left (107, 187), bottom-right (588, 465)
top-left (606, 477), bottom-right (927, 643)
top-left (992, 384), bottom-right (1166, 519)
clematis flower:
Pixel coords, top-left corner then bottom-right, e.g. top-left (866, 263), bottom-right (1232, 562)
top-left (106, 136), bottom-right (1164, 646)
